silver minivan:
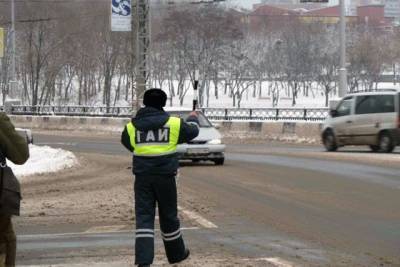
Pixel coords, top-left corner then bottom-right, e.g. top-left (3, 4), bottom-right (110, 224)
top-left (322, 90), bottom-right (400, 152)
top-left (166, 109), bottom-right (226, 165)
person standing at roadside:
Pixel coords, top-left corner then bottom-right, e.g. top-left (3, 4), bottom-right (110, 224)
top-left (0, 112), bottom-right (29, 266)
top-left (121, 88), bottom-right (199, 267)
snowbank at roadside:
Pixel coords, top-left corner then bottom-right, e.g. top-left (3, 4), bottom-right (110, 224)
top-left (7, 144), bottom-right (78, 179)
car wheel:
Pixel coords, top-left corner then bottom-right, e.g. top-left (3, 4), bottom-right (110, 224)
top-left (214, 158), bottom-right (224, 166)
top-left (369, 145), bottom-right (380, 152)
top-left (323, 130), bottom-right (338, 152)
top-left (379, 132), bottom-right (394, 153)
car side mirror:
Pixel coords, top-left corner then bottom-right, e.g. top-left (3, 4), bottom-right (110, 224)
top-left (330, 109), bottom-right (338, 118)
top-left (213, 123), bottom-right (221, 129)
top-left (16, 128), bottom-right (33, 144)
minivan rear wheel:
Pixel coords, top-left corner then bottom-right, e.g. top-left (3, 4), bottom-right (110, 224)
top-left (369, 145), bottom-right (380, 152)
top-left (379, 132), bottom-right (395, 153)
top-left (323, 131), bottom-right (338, 152)
top-left (214, 158), bottom-right (225, 166)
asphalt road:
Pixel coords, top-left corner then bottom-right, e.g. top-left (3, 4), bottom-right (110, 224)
top-left (18, 133), bottom-right (400, 266)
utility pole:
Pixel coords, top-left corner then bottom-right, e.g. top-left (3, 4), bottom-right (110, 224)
top-left (131, 0), bottom-right (138, 110)
top-left (132, 0), bottom-right (224, 111)
top-left (9, 0), bottom-right (17, 99)
top-left (339, 0), bottom-right (347, 97)
top-left (134, 0), bottom-right (150, 111)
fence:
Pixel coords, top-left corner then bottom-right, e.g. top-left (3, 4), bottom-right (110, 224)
top-left (10, 105), bottom-right (133, 118)
top-left (201, 108), bottom-right (328, 121)
top-left (10, 105), bottom-right (329, 122)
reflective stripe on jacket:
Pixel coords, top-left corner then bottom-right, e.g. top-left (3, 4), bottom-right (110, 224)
top-left (126, 117), bottom-right (181, 157)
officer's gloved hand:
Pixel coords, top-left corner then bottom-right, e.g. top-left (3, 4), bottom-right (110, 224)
top-left (186, 111), bottom-right (199, 125)
top-left (189, 111), bottom-right (198, 117)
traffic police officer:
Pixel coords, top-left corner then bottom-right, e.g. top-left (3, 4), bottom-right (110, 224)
top-left (121, 88), bottom-right (199, 266)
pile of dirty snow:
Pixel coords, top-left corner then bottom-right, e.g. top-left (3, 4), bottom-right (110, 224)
top-left (7, 144), bottom-right (78, 179)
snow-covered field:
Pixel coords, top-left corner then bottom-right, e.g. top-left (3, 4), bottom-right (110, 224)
top-left (129, 81), bottom-right (400, 109)
top-left (7, 145), bottom-right (78, 181)
top-left (4, 80), bottom-right (400, 110)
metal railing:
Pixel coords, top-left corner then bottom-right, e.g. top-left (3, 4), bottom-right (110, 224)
top-left (10, 105), bottom-right (329, 121)
top-left (201, 108), bottom-right (328, 121)
top-left (10, 105), bottom-right (133, 117)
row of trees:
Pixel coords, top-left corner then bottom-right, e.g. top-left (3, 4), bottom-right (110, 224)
top-left (0, 1), bottom-right (399, 108)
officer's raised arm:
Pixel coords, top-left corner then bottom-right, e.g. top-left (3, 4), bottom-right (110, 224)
top-left (121, 125), bottom-right (134, 152)
top-left (177, 111), bottom-right (200, 144)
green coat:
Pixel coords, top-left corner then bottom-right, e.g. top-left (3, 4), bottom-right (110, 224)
top-left (0, 113), bottom-right (29, 165)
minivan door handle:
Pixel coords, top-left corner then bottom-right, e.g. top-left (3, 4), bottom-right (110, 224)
top-left (346, 120), bottom-right (353, 123)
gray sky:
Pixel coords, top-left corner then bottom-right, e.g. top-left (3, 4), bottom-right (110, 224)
top-left (229, 0), bottom-right (260, 9)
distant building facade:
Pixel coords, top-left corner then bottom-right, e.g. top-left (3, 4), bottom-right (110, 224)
top-left (348, 0), bottom-right (383, 15)
top-left (249, 3), bottom-right (393, 32)
top-left (347, 0), bottom-right (399, 24)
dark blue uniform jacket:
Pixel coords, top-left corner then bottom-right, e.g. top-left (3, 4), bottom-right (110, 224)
top-left (121, 107), bottom-right (199, 175)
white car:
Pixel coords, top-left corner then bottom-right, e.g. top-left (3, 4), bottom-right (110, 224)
top-left (322, 90), bottom-right (400, 152)
top-left (167, 109), bottom-right (226, 165)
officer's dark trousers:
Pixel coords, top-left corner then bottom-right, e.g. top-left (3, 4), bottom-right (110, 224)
top-left (134, 174), bottom-right (187, 265)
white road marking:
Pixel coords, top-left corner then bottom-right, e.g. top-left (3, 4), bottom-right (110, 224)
top-left (262, 257), bottom-right (295, 267)
top-left (213, 257), bottom-right (295, 266)
top-left (178, 206), bottom-right (218, 229)
top-left (19, 227), bottom-right (200, 239)
top-left (84, 225), bottom-right (127, 233)
top-left (36, 142), bottom-right (77, 146)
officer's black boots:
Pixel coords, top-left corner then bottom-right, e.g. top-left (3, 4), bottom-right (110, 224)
top-left (169, 249), bottom-right (190, 264)
top-left (182, 249), bottom-right (190, 262)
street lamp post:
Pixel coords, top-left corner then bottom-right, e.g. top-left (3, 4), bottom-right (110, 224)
top-left (9, 0), bottom-right (17, 99)
top-left (338, 0), bottom-right (347, 97)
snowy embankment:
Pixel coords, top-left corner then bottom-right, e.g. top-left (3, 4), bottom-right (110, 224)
top-left (7, 145), bottom-right (78, 180)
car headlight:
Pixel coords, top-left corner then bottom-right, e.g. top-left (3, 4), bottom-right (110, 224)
top-left (207, 139), bottom-right (222, 145)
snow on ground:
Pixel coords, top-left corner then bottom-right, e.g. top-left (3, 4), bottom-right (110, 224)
top-left (160, 81), bottom-right (400, 109)
top-left (7, 145), bottom-right (78, 180)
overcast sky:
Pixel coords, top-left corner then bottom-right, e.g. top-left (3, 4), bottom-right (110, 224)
top-left (229, 0), bottom-right (260, 9)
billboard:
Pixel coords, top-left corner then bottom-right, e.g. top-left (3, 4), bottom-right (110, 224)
top-left (111, 0), bottom-right (132, 32)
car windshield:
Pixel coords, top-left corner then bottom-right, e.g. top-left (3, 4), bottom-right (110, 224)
top-left (168, 111), bottom-right (212, 128)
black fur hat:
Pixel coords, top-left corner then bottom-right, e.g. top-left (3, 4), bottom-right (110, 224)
top-left (143, 88), bottom-right (167, 109)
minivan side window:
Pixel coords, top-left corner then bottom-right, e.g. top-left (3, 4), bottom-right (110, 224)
top-left (355, 95), bottom-right (394, 114)
top-left (377, 95), bottom-right (395, 113)
top-left (355, 96), bottom-right (373, 115)
top-left (336, 97), bottom-right (353, 117)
